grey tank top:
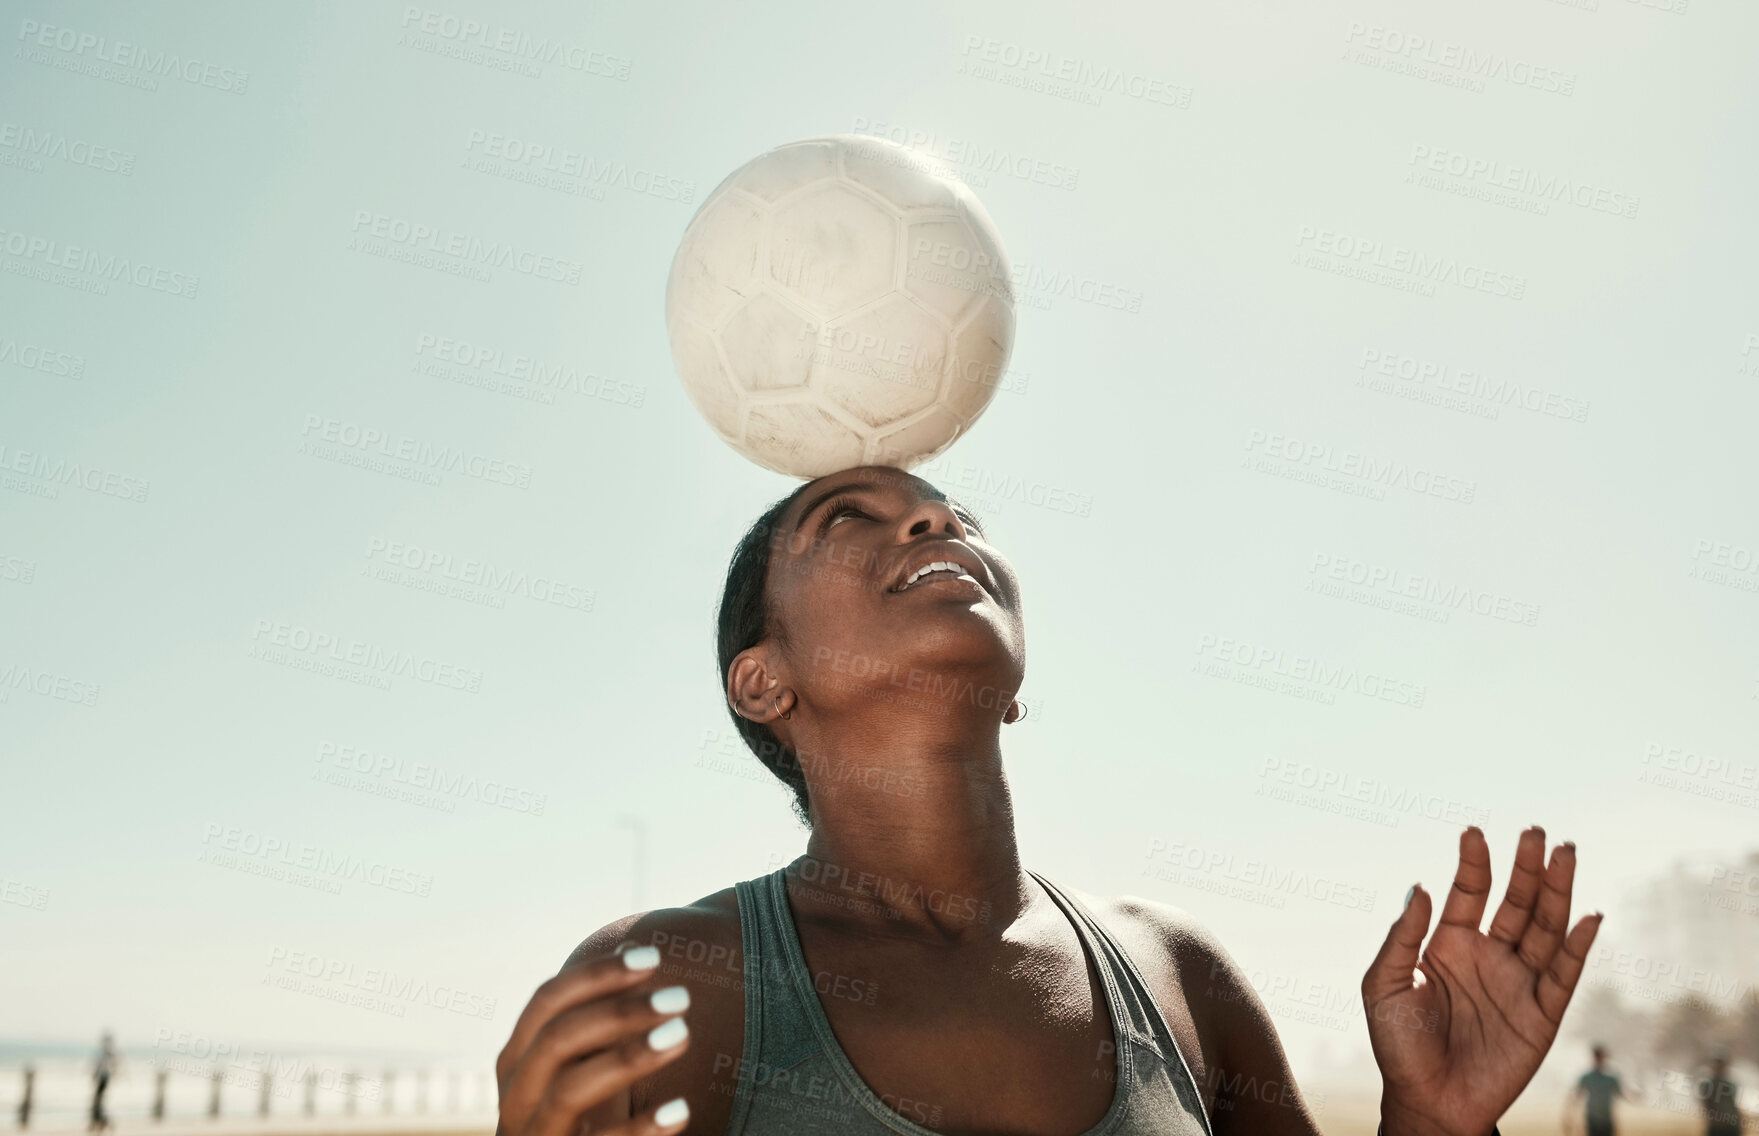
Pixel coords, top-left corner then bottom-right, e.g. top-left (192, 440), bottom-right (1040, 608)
top-left (724, 866), bottom-right (1214, 1136)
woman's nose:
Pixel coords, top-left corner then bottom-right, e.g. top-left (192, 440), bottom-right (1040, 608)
top-left (897, 498), bottom-right (967, 540)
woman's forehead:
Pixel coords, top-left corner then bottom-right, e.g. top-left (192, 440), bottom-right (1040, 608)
top-left (790, 466), bottom-right (944, 514)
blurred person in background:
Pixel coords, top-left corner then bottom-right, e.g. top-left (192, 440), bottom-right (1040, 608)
top-left (88, 1034), bottom-right (116, 1134)
top-left (1566, 1043), bottom-right (1632, 1136)
top-left (17, 1064), bottom-right (35, 1130)
top-left (1701, 1049), bottom-right (1744, 1136)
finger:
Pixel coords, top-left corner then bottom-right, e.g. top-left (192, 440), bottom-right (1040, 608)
top-left (593, 1097), bottom-right (691, 1136)
top-left (1437, 825), bottom-right (1496, 931)
top-left (1362, 882), bottom-right (1431, 1003)
top-left (1536, 910), bottom-right (1603, 1024)
top-left (1516, 842), bottom-right (1578, 972)
top-left (497, 947), bottom-right (661, 1083)
top-left (1486, 826), bottom-right (1548, 946)
top-left (528, 1019), bottom-right (691, 1136)
top-left (502, 985), bottom-right (691, 1125)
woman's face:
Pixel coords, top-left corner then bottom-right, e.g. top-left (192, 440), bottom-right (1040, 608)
top-left (751, 465), bottom-right (1025, 719)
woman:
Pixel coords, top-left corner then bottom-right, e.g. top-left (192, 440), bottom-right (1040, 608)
top-left (494, 465), bottom-right (1603, 1136)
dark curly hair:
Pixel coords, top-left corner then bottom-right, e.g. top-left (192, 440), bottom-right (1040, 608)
top-left (715, 483), bottom-right (815, 825)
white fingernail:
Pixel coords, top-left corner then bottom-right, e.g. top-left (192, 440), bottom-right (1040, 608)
top-left (622, 946), bottom-right (660, 970)
top-left (655, 1098), bottom-right (689, 1126)
top-left (648, 1018), bottom-right (688, 1051)
top-left (650, 985), bottom-right (690, 1014)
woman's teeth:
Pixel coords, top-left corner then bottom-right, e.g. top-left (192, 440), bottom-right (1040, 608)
top-left (900, 561), bottom-right (966, 590)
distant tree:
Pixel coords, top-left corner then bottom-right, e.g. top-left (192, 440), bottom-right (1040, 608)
top-left (1655, 995), bottom-right (1731, 1064)
top-left (1733, 991), bottom-right (1759, 1064)
top-left (1572, 984), bottom-right (1636, 1040)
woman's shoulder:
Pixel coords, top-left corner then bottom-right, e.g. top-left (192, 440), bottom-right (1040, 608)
top-left (1057, 888), bottom-right (1230, 1080)
top-left (1077, 889), bottom-right (1311, 1085)
top-left (1064, 885), bottom-right (1322, 1125)
top-left (564, 886), bottom-right (748, 1123)
top-left (1059, 885), bottom-right (1237, 996)
top-left (564, 885), bottom-right (744, 971)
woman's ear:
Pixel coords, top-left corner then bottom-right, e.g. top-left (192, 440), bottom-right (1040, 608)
top-left (728, 649), bottom-right (792, 724)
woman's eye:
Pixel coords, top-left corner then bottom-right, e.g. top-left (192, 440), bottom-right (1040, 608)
top-left (827, 507), bottom-right (866, 528)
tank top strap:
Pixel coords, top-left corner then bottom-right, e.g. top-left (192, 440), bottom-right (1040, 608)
top-left (726, 869), bottom-right (828, 1130)
top-left (1027, 870), bottom-right (1215, 1136)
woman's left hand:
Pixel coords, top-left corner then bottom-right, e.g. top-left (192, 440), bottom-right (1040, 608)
top-left (1361, 826), bottom-right (1603, 1136)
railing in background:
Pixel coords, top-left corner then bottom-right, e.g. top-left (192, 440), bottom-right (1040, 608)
top-left (0, 1058), bottom-right (496, 1132)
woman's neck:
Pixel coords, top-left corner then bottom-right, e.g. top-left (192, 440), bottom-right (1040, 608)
top-left (791, 711), bottom-right (1032, 942)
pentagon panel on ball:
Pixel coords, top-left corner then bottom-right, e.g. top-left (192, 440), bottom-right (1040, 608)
top-left (664, 134), bottom-right (1017, 478)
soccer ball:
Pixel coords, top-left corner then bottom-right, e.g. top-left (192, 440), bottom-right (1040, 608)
top-left (665, 134), bottom-right (1016, 479)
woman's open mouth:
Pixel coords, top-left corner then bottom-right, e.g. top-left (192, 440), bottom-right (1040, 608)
top-left (893, 560), bottom-right (981, 593)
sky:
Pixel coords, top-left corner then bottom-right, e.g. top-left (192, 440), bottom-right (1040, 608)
top-left (3, 0), bottom-right (1758, 1120)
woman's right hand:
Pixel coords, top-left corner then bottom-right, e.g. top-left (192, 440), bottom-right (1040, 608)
top-left (495, 946), bottom-right (694, 1136)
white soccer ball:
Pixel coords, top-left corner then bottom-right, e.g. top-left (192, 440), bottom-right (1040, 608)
top-left (665, 134), bottom-right (1016, 479)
